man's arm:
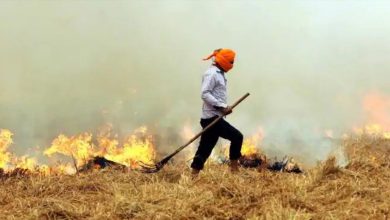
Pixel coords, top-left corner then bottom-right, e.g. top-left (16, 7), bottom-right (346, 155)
top-left (201, 73), bottom-right (227, 108)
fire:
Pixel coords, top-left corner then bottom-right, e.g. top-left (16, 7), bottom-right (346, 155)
top-left (0, 126), bottom-right (156, 175)
top-left (0, 129), bottom-right (41, 172)
top-left (0, 129), bottom-right (13, 169)
top-left (223, 128), bottom-right (264, 158)
top-left (240, 139), bottom-right (260, 156)
top-left (363, 92), bottom-right (390, 128)
top-left (354, 92), bottom-right (390, 139)
top-left (11, 156), bottom-right (37, 170)
top-left (354, 124), bottom-right (390, 139)
top-left (44, 126), bottom-right (156, 169)
top-left (44, 133), bottom-right (94, 166)
top-left (98, 126), bottom-right (156, 168)
top-left (241, 128), bottom-right (264, 156)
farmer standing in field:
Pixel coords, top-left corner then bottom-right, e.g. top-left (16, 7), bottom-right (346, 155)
top-left (191, 48), bottom-right (244, 175)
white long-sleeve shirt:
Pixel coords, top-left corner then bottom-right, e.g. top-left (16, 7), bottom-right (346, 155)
top-left (201, 65), bottom-right (228, 119)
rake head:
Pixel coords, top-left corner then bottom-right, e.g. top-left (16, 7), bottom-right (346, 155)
top-left (139, 161), bottom-right (163, 173)
top-left (138, 156), bottom-right (172, 173)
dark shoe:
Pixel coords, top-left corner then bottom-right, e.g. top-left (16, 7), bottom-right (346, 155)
top-left (191, 168), bottom-right (200, 179)
top-left (230, 160), bottom-right (239, 173)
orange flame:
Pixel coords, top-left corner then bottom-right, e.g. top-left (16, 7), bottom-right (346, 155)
top-left (363, 92), bottom-right (390, 128)
top-left (356, 92), bottom-right (390, 139)
top-left (44, 133), bottom-right (94, 166)
top-left (223, 128), bottom-right (264, 158)
top-left (0, 129), bottom-right (13, 169)
top-left (43, 126), bottom-right (156, 169)
top-left (98, 126), bottom-right (156, 168)
top-left (11, 156), bottom-right (37, 170)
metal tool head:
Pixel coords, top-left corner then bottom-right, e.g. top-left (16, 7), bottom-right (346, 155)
top-left (139, 161), bottom-right (163, 173)
top-left (138, 156), bottom-right (172, 173)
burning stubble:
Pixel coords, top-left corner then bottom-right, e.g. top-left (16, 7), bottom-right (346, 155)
top-left (1, 1), bottom-right (390, 167)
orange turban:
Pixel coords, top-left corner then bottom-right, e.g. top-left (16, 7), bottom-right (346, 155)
top-left (203, 48), bottom-right (236, 72)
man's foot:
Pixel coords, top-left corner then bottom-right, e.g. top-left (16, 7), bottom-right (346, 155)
top-left (191, 168), bottom-right (200, 179)
top-left (230, 160), bottom-right (239, 173)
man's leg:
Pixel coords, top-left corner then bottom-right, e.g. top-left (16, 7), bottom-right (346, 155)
top-left (218, 119), bottom-right (244, 172)
top-left (191, 118), bottom-right (220, 171)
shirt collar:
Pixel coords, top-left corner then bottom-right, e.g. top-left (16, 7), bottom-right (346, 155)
top-left (212, 65), bottom-right (225, 74)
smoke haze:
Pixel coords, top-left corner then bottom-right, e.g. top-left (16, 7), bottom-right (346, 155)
top-left (1, 0), bottom-right (390, 164)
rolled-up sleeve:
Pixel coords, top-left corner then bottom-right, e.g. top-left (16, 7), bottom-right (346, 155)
top-left (201, 74), bottom-right (227, 108)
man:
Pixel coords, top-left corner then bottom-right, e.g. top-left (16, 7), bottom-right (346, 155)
top-left (191, 48), bottom-right (244, 175)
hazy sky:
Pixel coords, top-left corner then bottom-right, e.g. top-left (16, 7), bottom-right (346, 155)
top-left (1, 0), bottom-right (390, 162)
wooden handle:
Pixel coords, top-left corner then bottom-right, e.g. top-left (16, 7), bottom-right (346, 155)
top-left (174, 93), bottom-right (250, 154)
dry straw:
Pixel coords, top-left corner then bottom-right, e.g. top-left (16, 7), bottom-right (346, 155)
top-left (0, 136), bottom-right (389, 219)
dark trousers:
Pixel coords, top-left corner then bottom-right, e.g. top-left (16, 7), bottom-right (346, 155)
top-left (191, 116), bottom-right (243, 170)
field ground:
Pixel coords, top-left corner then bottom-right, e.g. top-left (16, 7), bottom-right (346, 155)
top-left (0, 137), bottom-right (389, 220)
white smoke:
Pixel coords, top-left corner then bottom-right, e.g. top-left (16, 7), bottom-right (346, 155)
top-left (1, 1), bottom-right (390, 165)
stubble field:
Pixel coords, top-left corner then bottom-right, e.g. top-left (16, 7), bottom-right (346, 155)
top-left (0, 136), bottom-right (389, 220)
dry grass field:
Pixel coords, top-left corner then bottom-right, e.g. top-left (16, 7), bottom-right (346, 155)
top-left (0, 135), bottom-right (389, 220)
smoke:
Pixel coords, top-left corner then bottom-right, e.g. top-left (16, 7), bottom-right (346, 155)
top-left (1, 1), bottom-right (390, 165)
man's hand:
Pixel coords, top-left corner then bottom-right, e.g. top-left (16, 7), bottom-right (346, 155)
top-left (213, 105), bottom-right (233, 115)
top-left (221, 106), bottom-right (233, 115)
